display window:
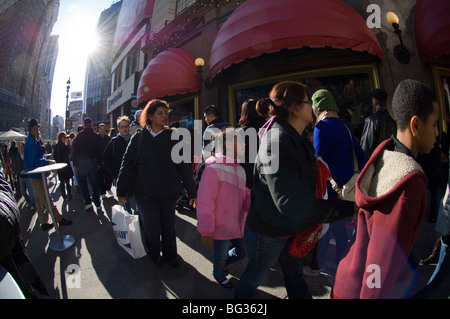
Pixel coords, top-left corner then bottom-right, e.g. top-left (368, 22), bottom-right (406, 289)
top-left (229, 64), bottom-right (380, 139)
top-left (432, 66), bottom-right (450, 134)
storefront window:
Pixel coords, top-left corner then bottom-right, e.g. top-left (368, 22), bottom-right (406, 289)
top-left (433, 66), bottom-right (450, 134)
top-left (231, 65), bottom-right (379, 139)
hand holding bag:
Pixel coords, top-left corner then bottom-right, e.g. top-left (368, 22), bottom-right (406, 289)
top-left (330, 125), bottom-right (359, 202)
top-left (111, 204), bottom-right (147, 259)
top-left (288, 158), bottom-right (330, 258)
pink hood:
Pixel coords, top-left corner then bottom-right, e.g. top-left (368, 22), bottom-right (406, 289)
top-left (196, 153), bottom-right (251, 240)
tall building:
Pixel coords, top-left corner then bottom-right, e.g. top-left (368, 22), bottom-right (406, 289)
top-left (84, 1), bottom-right (122, 127)
top-left (42, 35), bottom-right (59, 88)
top-left (39, 35), bottom-right (59, 140)
top-left (0, 0), bottom-right (59, 135)
top-left (107, 0), bottom-right (154, 126)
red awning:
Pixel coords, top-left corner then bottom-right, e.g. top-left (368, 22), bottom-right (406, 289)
top-left (209, 0), bottom-right (383, 79)
top-left (137, 48), bottom-right (201, 104)
top-left (415, 0), bottom-right (450, 62)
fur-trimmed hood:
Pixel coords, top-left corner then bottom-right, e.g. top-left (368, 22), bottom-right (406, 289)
top-left (356, 138), bottom-right (427, 211)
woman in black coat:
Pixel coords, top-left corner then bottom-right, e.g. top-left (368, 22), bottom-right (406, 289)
top-left (53, 132), bottom-right (74, 200)
top-left (117, 99), bottom-right (197, 268)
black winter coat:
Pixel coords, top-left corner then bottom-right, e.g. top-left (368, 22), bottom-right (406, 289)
top-left (246, 117), bottom-right (342, 237)
top-left (360, 108), bottom-right (397, 159)
top-left (0, 172), bottom-right (48, 298)
top-left (116, 128), bottom-right (197, 202)
top-left (103, 135), bottom-right (130, 179)
top-left (53, 143), bottom-right (74, 180)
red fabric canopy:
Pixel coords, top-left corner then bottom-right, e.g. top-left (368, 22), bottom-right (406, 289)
top-left (137, 48), bottom-right (201, 104)
top-left (415, 0), bottom-right (450, 62)
top-left (209, 0), bottom-right (383, 79)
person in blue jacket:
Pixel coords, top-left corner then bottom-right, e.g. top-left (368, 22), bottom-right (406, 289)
top-left (24, 119), bottom-right (71, 231)
top-left (312, 89), bottom-right (366, 267)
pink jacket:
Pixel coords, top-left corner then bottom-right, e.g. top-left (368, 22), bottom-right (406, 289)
top-left (197, 154), bottom-right (251, 240)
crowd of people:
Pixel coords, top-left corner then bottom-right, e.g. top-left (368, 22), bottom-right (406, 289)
top-left (1, 78), bottom-right (449, 299)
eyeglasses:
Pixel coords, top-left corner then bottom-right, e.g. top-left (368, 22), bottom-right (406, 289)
top-left (118, 125), bottom-right (130, 129)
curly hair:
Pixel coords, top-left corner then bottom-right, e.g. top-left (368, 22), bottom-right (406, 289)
top-left (140, 99), bottom-right (169, 127)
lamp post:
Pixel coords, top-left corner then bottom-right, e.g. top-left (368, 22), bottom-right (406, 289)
top-left (65, 77), bottom-right (71, 133)
top-left (386, 12), bottom-right (411, 64)
top-left (195, 58), bottom-right (213, 90)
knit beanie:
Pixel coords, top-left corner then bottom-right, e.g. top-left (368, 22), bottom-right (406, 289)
top-left (312, 89), bottom-right (338, 112)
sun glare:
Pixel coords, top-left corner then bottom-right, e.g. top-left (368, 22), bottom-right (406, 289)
top-left (84, 32), bottom-right (99, 54)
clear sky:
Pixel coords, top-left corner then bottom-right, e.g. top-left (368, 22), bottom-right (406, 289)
top-left (50, 0), bottom-right (119, 119)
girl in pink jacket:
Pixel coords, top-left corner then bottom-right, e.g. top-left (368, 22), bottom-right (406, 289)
top-left (197, 128), bottom-right (251, 288)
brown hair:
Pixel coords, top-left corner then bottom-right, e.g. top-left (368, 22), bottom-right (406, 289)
top-left (57, 131), bottom-right (67, 144)
top-left (239, 99), bottom-right (261, 127)
top-left (256, 98), bottom-right (270, 118)
top-left (140, 99), bottom-right (169, 127)
top-left (268, 81), bottom-right (307, 120)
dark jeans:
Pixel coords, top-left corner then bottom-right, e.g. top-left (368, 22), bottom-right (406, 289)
top-left (60, 178), bottom-right (72, 199)
top-left (135, 196), bottom-right (178, 262)
top-left (234, 224), bottom-right (312, 299)
top-left (76, 159), bottom-right (100, 206)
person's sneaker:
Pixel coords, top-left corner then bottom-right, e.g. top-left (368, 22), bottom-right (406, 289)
top-left (85, 203), bottom-right (93, 211)
top-left (107, 190), bottom-right (113, 196)
top-left (41, 223), bottom-right (54, 232)
top-left (59, 218), bottom-right (72, 226)
top-left (217, 278), bottom-right (235, 289)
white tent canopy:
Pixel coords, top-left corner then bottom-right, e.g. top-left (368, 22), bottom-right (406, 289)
top-left (0, 130), bottom-right (26, 141)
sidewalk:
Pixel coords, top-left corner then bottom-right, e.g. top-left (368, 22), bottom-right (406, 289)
top-left (18, 175), bottom-right (445, 299)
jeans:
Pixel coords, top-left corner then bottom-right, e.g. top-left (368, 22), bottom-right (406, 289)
top-left (60, 178), bottom-right (72, 199)
top-left (213, 238), bottom-right (246, 282)
top-left (135, 196), bottom-right (178, 262)
top-left (76, 159), bottom-right (100, 206)
top-left (234, 224), bottom-right (312, 299)
top-left (19, 176), bottom-right (35, 207)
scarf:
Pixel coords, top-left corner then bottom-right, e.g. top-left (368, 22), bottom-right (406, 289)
top-left (315, 111), bottom-right (339, 126)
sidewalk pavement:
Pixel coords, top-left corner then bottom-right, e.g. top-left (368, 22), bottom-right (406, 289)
top-left (17, 174), bottom-right (446, 299)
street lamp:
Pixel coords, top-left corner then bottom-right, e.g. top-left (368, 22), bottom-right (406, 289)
top-left (386, 12), bottom-right (411, 64)
top-left (65, 77), bottom-right (71, 132)
top-left (195, 58), bottom-right (213, 90)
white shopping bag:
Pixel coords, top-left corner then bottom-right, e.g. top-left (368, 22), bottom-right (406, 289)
top-left (111, 205), bottom-right (147, 259)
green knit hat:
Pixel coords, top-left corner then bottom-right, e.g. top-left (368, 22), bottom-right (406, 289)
top-left (312, 89), bottom-right (338, 112)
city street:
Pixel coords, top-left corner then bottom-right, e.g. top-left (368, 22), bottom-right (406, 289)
top-left (17, 174), bottom-right (446, 300)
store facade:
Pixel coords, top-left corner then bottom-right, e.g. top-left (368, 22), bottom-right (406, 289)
top-left (134, 0), bottom-right (449, 136)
